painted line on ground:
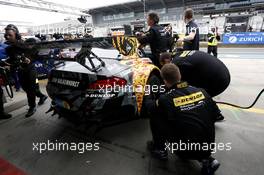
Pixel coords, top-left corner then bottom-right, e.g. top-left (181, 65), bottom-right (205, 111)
top-left (218, 104), bottom-right (264, 115)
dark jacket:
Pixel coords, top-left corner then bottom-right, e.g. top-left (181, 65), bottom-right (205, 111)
top-left (138, 24), bottom-right (171, 66)
top-left (5, 40), bottom-right (36, 71)
top-left (146, 82), bottom-right (218, 142)
top-left (183, 20), bottom-right (200, 51)
top-left (172, 51), bottom-right (230, 97)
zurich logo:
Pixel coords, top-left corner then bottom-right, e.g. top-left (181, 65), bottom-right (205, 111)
top-left (229, 36), bottom-right (237, 43)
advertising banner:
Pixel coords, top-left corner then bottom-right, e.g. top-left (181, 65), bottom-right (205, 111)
top-left (223, 32), bottom-right (264, 44)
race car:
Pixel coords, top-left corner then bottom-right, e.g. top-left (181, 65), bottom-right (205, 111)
top-left (40, 37), bottom-right (162, 126)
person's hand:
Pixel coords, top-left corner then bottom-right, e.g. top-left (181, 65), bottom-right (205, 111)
top-left (141, 32), bottom-right (146, 36)
top-left (4, 66), bottom-right (10, 70)
top-left (24, 57), bottom-right (31, 64)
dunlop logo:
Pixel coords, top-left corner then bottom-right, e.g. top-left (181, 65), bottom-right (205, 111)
top-left (173, 91), bottom-right (205, 107)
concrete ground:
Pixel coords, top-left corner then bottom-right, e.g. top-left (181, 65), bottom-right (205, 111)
top-left (0, 48), bottom-right (264, 175)
top-left (3, 89), bottom-right (28, 114)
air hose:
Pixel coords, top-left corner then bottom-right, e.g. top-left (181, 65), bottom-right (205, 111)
top-left (216, 88), bottom-right (264, 109)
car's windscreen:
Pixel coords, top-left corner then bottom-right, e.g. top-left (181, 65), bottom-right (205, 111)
top-left (91, 48), bottom-right (120, 59)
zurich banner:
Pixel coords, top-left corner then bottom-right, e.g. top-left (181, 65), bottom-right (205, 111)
top-left (223, 32), bottom-right (264, 44)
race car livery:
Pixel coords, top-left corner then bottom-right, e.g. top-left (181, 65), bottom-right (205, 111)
top-left (40, 36), bottom-right (161, 124)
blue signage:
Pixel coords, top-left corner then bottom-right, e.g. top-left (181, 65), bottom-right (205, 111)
top-left (223, 32), bottom-right (264, 44)
top-left (0, 43), bottom-right (8, 60)
top-left (34, 59), bottom-right (54, 78)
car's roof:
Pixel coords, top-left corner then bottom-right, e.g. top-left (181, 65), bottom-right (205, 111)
top-left (92, 48), bottom-right (120, 59)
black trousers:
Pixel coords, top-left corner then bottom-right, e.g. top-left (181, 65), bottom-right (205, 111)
top-left (145, 53), bottom-right (162, 68)
top-left (207, 46), bottom-right (218, 58)
top-left (150, 113), bottom-right (213, 160)
top-left (18, 67), bottom-right (45, 108)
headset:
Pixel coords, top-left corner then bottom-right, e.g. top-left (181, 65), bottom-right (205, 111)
top-left (4, 24), bottom-right (22, 41)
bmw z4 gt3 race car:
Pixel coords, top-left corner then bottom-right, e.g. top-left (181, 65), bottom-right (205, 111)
top-left (41, 37), bottom-right (162, 125)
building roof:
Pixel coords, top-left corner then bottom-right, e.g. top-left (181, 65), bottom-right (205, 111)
top-left (87, 0), bottom-right (264, 15)
top-left (87, 0), bottom-right (255, 14)
top-left (87, 0), bottom-right (182, 14)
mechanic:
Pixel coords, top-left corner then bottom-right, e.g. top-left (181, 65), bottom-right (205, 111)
top-left (159, 51), bottom-right (230, 121)
top-left (177, 8), bottom-right (200, 51)
top-left (207, 27), bottom-right (220, 58)
top-left (4, 24), bottom-right (47, 118)
top-left (137, 12), bottom-right (171, 68)
top-left (165, 24), bottom-right (173, 37)
top-left (145, 63), bottom-right (220, 175)
top-left (0, 43), bottom-right (12, 119)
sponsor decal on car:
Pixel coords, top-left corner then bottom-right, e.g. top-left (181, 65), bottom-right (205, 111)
top-left (51, 78), bottom-right (80, 88)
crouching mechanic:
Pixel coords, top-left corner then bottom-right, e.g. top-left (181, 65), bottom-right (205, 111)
top-left (160, 51), bottom-right (231, 121)
top-left (145, 64), bottom-right (220, 175)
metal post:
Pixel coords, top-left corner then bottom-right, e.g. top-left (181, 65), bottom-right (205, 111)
top-left (143, 0), bottom-right (146, 20)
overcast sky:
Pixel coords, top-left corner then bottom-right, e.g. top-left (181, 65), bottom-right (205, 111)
top-left (0, 0), bottom-right (134, 26)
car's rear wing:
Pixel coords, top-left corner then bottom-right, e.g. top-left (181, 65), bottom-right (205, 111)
top-left (27, 36), bottom-right (139, 56)
top-left (24, 36), bottom-right (140, 72)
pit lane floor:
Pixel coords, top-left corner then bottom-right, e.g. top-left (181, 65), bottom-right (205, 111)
top-left (0, 48), bottom-right (264, 175)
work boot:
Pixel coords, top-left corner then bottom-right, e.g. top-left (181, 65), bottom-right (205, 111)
top-left (25, 107), bottom-right (36, 118)
top-left (0, 112), bottom-right (12, 119)
top-left (216, 113), bottom-right (225, 122)
top-left (38, 95), bottom-right (48, 106)
top-left (147, 140), bottom-right (168, 161)
top-left (201, 156), bottom-right (220, 175)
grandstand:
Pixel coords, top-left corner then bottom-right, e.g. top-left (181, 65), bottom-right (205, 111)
top-left (30, 0), bottom-right (264, 38)
top-left (87, 0), bottom-right (264, 37)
